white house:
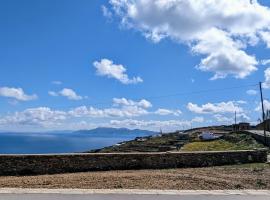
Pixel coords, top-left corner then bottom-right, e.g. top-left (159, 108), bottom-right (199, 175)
top-left (199, 132), bottom-right (222, 141)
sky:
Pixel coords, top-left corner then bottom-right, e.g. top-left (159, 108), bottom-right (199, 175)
top-left (0, 0), bottom-right (270, 132)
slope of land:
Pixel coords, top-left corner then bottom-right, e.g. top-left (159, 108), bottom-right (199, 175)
top-left (0, 163), bottom-right (269, 190)
top-left (89, 129), bottom-right (265, 153)
top-left (89, 131), bottom-right (190, 153)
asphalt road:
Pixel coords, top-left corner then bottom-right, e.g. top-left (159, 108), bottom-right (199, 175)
top-left (247, 130), bottom-right (270, 137)
top-left (0, 194), bottom-right (269, 200)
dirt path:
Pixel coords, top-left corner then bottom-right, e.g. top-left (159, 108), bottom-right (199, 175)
top-left (0, 163), bottom-right (269, 190)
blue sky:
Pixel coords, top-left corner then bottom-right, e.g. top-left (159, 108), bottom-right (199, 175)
top-left (0, 0), bottom-right (270, 132)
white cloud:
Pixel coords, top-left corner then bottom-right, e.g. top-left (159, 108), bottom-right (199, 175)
top-left (48, 91), bottom-right (58, 97)
top-left (108, 0), bottom-right (270, 79)
top-left (102, 5), bottom-right (113, 19)
top-left (154, 108), bottom-right (182, 116)
top-left (236, 100), bottom-right (247, 104)
top-left (214, 112), bottom-right (250, 123)
top-left (193, 28), bottom-right (257, 80)
top-left (110, 119), bottom-right (188, 131)
top-left (262, 68), bottom-right (270, 89)
top-left (191, 116), bottom-right (204, 123)
top-left (69, 105), bottom-right (149, 118)
top-left (187, 101), bottom-right (243, 114)
top-left (255, 100), bottom-right (270, 112)
top-left (113, 98), bottom-right (152, 108)
top-left (49, 88), bottom-right (83, 100)
top-left (214, 114), bottom-right (232, 123)
top-left (59, 88), bottom-right (83, 100)
top-left (0, 107), bottom-right (66, 127)
top-left (246, 89), bottom-right (258, 95)
top-left (0, 96), bottom-right (191, 131)
top-left (93, 59), bottom-right (143, 84)
top-left (260, 31), bottom-right (270, 48)
top-left (0, 87), bottom-right (37, 101)
top-left (261, 59), bottom-right (270, 65)
top-left (237, 113), bottom-right (251, 121)
top-left (69, 98), bottom-right (151, 118)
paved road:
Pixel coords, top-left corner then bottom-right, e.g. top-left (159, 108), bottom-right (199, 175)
top-left (0, 189), bottom-right (269, 200)
top-left (247, 130), bottom-right (270, 137)
top-left (0, 194), bottom-right (269, 200)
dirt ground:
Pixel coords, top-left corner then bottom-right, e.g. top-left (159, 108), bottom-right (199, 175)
top-left (0, 163), bottom-right (269, 190)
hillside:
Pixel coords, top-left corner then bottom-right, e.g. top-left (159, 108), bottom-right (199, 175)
top-left (89, 129), bottom-right (265, 153)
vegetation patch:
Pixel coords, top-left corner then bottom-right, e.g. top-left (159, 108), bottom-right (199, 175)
top-left (181, 132), bottom-right (264, 151)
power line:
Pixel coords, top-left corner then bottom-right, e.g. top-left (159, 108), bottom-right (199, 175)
top-left (50, 83), bottom-right (259, 109)
top-left (140, 83), bottom-right (259, 101)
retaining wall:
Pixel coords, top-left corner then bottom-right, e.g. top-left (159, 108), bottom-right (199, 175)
top-left (252, 134), bottom-right (270, 147)
top-left (245, 131), bottom-right (270, 147)
top-left (0, 149), bottom-right (267, 176)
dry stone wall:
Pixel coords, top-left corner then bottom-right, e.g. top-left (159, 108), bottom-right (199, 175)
top-left (0, 149), bottom-right (267, 176)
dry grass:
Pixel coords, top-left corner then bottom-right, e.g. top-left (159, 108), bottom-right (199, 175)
top-left (181, 133), bottom-right (264, 151)
top-left (0, 163), bottom-right (269, 190)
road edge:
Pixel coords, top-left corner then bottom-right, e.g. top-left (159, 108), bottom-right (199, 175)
top-left (0, 189), bottom-right (269, 195)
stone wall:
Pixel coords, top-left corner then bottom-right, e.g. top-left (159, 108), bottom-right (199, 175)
top-left (256, 119), bottom-right (270, 131)
top-left (248, 132), bottom-right (270, 147)
top-left (0, 149), bottom-right (267, 176)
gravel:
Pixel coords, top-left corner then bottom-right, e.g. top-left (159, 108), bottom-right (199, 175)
top-left (0, 163), bottom-right (269, 190)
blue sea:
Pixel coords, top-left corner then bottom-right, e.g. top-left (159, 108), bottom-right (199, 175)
top-left (0, 131), bottom-right (151, 154)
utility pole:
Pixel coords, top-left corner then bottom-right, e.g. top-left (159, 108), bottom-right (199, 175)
top-left (259, 82), bottom-right (267, 145)
top-left (234, 111), bottom-right (237, 132)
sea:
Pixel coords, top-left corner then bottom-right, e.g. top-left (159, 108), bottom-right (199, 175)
top-left (0, 131), bottom-right (149, 154)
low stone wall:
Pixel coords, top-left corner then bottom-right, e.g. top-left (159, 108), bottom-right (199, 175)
top-left (0, 149), bottom-right (267, 176)
top-left (251, 133), bottom-right (270, 147)
top-left (244, 131), bottom-right (270, 147)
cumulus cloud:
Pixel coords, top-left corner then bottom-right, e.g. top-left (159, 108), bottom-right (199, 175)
top-left (108, 0), bottom-right (270, 79)
top-left (69, 98), bottom-right (151, 118)
top-left (69, 105), bottom-right (148, 118)
top-left (262, 68), bottom-right (270, 89)
top-left (187, 101), bottom-right (244, 114)
top-left (191, 116), bottom-right (204, 123)
top-left (214, 113), bottom-right (250, 123)
top-left (48, 91), bottom-right (58, 97)
top-left (261, 59), bottom-right (270, 65)
top-left (0, 97), bottom-right (188, 130)
top-left (110, 118), bottom-right (203, 131)
top-left (0, 87), bottom-right (37, 101)
top-left (246, 89), bottom-right (258, 95)
top-left (193, 29), bottom-right (257, 80)
top-left (154, 108), bottom-right (182, 116)
top-left (102, 5), bottom-right (113, 19)
top-left (0, 107), bottom-right (66, 127)
top-left (214, 114), bottom-right (232, 123)
top-left (113, 98), bottom-right (152, 108)
top-left (260, 31), bottom-right (270, 48)
top-left (255, 100), bottom-right (270, 112)
top-left (49, 88), bottom-right (83, 100)
top-left (93, 59), bottom-right (143, 84)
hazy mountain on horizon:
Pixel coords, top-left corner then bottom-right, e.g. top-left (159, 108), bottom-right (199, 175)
top-left (74, 127), bottom-right (157, 137)
top-left (0, 127), bottom-right (157, 136)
